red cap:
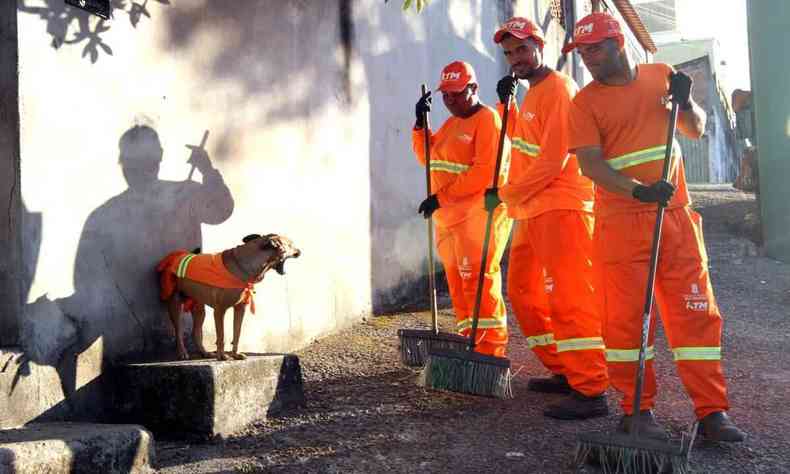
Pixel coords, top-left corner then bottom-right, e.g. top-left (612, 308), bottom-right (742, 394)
top-left (561, 12), bottom-right (624, 54)
top-left (493, 17), bottom-right (545, 49)
top-left (437, 61), bottom-right (477, 93)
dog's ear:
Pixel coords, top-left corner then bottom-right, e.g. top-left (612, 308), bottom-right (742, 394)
top-left (242, 234), bottom-right (261, 243)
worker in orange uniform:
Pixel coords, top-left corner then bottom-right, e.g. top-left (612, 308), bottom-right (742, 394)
top-left (484, 17), bottom-right (609, 420)
top-left (412, 61), bottom-right (513, 357)
top-left (565, 12), bottom-right (746, 441)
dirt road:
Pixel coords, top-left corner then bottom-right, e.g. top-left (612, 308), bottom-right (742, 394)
top-left (158, 187), bottom-right (789, 473)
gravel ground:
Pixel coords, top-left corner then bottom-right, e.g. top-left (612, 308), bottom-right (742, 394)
top-left (157, 187), bottom-right (790, 474)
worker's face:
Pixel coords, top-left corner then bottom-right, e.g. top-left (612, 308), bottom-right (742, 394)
top-left (442, 83), bottom-right (479, 118)
top-left (577, 38), bottom-right (623, 82)
top-left (501, 36), bottom-right (542, 80)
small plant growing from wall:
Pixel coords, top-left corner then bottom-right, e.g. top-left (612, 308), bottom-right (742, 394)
top-left (385, 0), bottom-right (431, 13)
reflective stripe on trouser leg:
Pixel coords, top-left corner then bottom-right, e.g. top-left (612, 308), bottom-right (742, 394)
top-left (448, 206), bottom-right (512, 356)
top-left (530, 210), bottom-right (608, 396)
top-left (656, 207), bottom-right (730, 419)
top-left (507, 219), bottom-right (563, 374)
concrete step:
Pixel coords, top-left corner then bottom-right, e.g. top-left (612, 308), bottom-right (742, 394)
top-left (113, 354), bottom-right (305, 440)
top-left (0, 422), bottom-right (154, 474)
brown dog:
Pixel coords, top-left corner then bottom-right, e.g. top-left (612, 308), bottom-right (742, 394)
top-left (158, 233), bottom-right (301, 361)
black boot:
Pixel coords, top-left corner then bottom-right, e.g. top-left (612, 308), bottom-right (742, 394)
top-left (527, 374), bottom-right (571, 394)
top-left (544, 390), bottom-right (609, 420)
top-left (698, 411), bottom-right (747, 442)
top-left (618, 410), bottom-right (669, 440)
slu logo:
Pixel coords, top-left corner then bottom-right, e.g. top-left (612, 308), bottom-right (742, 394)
top-left (442, 72), bottom-right (461, 81)
top-left (506, 20), bottom-right (527, 30)
top-left (523, 111), bottom-right (536, 121)
top-left (458, 133), bottom-right (473, 143)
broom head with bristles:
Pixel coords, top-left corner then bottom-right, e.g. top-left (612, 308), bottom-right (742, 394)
top-left (574, 422), bottom-right (697, 474)
top-left (417, 347), bottom-right (512, 399)
top-left (397, 329), bottom-right (469, 367)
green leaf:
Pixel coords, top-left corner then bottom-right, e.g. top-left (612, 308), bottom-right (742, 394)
top-left (402, 0), bottom-right (412, 11)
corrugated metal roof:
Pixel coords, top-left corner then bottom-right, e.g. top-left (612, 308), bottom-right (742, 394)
top-left (610, 0), bottom-right (658, 53)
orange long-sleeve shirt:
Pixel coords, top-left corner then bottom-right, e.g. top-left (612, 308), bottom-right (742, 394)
top-left (412, 104), bottom-right (509, 228)
top-left (497, 70), bottom-right (593, 220)
top-left (568, 63), bottom-right (691, 217)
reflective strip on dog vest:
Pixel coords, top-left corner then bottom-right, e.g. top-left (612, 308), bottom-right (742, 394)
top-left (526, 332), bottom-right (555, 349)
top-left (607, 145), bottom-right (666, 170)
top-left (556, 336), bottom-right (605, 353)
top-left (512, 137), bottom-right (540, 157)
top-left (605, 345), bottom-right (656, 362)
top-left (430, 160), bottom-right (470, 174)
top-left (456, 316), bottom-right (506, 331)
top-left (672, 346), bottom-right (721, 361)
top-left (176, 254), bottom-right (197, 278)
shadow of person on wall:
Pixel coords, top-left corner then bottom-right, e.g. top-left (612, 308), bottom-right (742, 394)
top-left (35, 124), bottom-right (235, 419)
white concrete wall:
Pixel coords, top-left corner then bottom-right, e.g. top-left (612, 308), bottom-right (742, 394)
top-left (16, 0), bottom-right (372, 406)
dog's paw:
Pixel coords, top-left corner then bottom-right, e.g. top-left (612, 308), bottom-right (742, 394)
top-left (230, 352), bottom-right (247, 360)
top-left (177, 347), bottom-right (190, 360)
top-left (216, 352), bottom-right (230, 361)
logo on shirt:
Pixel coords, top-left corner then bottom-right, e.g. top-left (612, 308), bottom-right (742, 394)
top-left (544, 276), bottom-right (554, 294)
top-left (457, 133), bottom-right (473, 143)
top-left (522, 111), bottom-right (536, 121)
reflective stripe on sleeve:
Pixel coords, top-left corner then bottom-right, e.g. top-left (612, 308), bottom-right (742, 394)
top-left (526, 332), bottom-right (555, 349)
top-left (430, 160), bottom-right (470, 174)
top-left (512, 137), bottom-right (540, 157)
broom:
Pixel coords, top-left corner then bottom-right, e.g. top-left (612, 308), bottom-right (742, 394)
top-left (417, 74), bottom-right (515, 398)
top-left (399, 84), bottom-right (468, 367)
top-left (574, 80), bottom-right (698, 473)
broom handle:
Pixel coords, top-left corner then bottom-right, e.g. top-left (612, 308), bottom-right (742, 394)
top-left (631, 100), bottom-right (680, 434)
top-left (187, 130), bottom-right (210, 181)
top-left (421, 84), bottom-right (440, 334)
top-left (468, 73), bottom-right (514, 351)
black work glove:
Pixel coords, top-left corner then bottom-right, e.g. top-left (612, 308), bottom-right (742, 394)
top-left (484, 188), bottom-right (502, 212)
top-left (496, 75), bottom-right (518, 104)
top-left (669, 71), bottom-right (693, 110)
top-left (415, 90), bottom-right (432, 129)
top-left (632, 180), bottom-right (676, 207)
top-left (418, 194), bottom-right (440, 219)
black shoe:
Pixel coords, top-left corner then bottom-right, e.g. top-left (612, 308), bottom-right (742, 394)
top-left (544, 391), bottom-right (609, 420)
top-left (617, 410), bottom-right (669, 440)
top-left (528, 374), bottom-right (571, 394)
top-left (698, 411), bottom-right (747, 442)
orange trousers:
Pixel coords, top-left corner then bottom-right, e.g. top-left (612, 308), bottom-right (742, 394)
top-left (508, 210), bottom-right (608, 396)
top-left (595, 207), bottom-right (729, 419)
top-left (436, 206), bottom-right (512, 357)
